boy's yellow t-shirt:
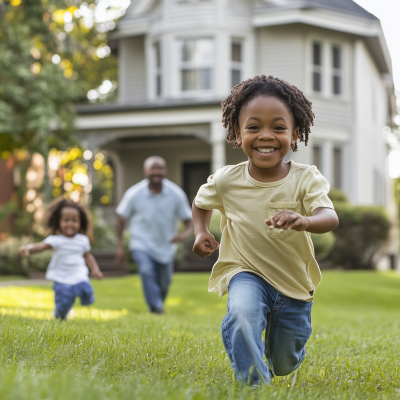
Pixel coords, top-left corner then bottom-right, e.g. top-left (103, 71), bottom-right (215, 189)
top-left (195, 161), bottom-right (334, 302)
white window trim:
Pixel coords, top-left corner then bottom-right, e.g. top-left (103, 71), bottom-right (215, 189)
top-left (231, 39), bottom-right (244, 88)
top-left (176, 37), bottom-right (215, 97)
top-left (305, 35), bottom-right (350, 101)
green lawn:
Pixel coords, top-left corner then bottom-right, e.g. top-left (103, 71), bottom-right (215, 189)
top-left (0, 271), bottom-right (400, 399)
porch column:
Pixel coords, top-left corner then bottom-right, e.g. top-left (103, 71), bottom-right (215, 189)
top-left (211, 121), bottom-right (226, 173)
top-left (322, 140), bottom-right (333, 185)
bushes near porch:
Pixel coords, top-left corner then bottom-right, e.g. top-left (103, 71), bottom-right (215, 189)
top-left (0, 192), bottom-right (392, 274)
top-left (327, 190), bottom-right (390, 269)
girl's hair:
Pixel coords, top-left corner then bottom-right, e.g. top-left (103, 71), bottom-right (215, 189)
top-left (44, 197), bottom-right (93, 240)
top-left (221, 75), bottom-right (315, 152)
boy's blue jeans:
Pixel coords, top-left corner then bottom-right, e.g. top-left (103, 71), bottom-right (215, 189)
top-left (53, 281), bottom-right (94, 320)
top-left (133, 250), bottom-right (173, 312)
top-left (222, 272), bottom-right (312, 385)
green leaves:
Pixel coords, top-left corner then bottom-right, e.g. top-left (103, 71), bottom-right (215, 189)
top-left (0, 2), bottom-right (82, 155)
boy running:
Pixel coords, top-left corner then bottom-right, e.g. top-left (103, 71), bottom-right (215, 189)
top-left (192, 75), bottom-right (339, 385)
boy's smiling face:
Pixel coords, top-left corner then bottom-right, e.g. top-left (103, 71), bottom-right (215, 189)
top-left (235, 95), bottom-right (299, 172)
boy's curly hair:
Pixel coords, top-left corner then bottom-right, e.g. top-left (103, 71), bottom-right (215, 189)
top-left (44, 197), bottom-right (93, 240)
top-left (221, 75), bottom-right (315, 152)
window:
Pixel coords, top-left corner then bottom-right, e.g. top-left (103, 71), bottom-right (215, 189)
top-left (313, 145), bottom-right (322, 171)
top-left (180, 39), bottom-right (213, 91)
top-left (333, 147), bottom-right (342, 189)
top-left (332, 45), bottom-right (342, 95)
top-left (154, 42), bottom-right (162, 96)
top-left (312, 42), bottom-right (322, 92)
top-left (231, 42), bottom-right (242, 87)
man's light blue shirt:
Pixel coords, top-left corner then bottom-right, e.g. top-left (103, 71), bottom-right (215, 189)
top-left (116, 179), bottom-right (192, 264)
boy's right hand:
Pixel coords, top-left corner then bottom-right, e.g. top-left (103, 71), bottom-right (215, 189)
top-left (192, 232), bottom-right (219, 258)
top-left (19, 245), bottom-right (29, 258)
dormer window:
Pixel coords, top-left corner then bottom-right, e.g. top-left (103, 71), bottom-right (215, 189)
top-left (180, 39), bottom-right (213, 91)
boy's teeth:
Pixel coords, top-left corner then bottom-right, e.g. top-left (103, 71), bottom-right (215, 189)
top-left (257, 148), bottom-right (275, 153)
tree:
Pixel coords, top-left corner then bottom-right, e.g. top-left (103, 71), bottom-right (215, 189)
top-left (0, 0), bottom-right (125, 234)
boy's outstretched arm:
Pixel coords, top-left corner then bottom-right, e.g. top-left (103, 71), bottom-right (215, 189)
top-left (83, 252), bottom-right (103, 280)
top-left (192, 199), bottom-right (219, 258)
top-left (19, 242), bottom-right (52, 257)
top-left (266, 207), bottom-right (339, 234)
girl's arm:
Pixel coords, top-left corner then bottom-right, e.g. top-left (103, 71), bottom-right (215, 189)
top-left (192, 200), bottom-right (220, 258)
top-left (19, 242), bottom-right (52, 257)
top-left (83, 252), bottom-right (103, 280)
top-left (266, 207), bottom-right (339, 234)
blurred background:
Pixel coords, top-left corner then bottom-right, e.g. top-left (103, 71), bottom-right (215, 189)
top-left (0, 0), bottom-right (400, 276)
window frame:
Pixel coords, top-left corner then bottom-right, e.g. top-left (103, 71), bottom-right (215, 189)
top-left (306, 36), bottom-right (348, 100)
top-left (178, 38), bottom-right (214, 95)
top-left (231, 40), bottom-right (243, 88)
top-left (154, 41), bottom-right (162, 98)
top-left (312, 41), bottom-right (323, 93)
top-left (331, 44), bottom-right (343, 96)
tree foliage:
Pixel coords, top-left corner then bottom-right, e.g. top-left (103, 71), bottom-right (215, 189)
top-left (0, 0), bottom-right (81, 155)
top-left (0, 0), bottom-right (123, 156)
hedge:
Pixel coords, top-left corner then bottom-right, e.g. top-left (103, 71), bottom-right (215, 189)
top-left (330, 204), bottom-right (390, 269)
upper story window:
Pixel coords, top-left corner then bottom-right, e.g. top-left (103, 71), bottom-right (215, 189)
top-left (231, 42), bottom-right (242, 88)
top-left (312, 42), bottom-right (323, 93)
top-left (332, 45), bottom-right (342, 95)
top-left (154, 42), bottom-right (162, 97)
top-left (310, 39), bottom-right (346, 98)
top-left (180, 39), bottom-right (213, 91)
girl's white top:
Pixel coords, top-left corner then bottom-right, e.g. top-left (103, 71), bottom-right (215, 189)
top-left (43, 233), bottom-right (91, 285)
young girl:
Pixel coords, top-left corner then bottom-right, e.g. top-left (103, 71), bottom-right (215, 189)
top-left (19, 198), bottom-right (103, 320)
top-left (192, 75), bottom-right (339, 385)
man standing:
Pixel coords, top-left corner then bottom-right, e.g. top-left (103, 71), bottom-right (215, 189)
top-left (116, 156), bottom-right (192, 314)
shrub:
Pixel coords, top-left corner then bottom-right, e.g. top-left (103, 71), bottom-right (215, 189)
top-left (328, 188), bottom-right (348, 204)
top-left (330, 204), bottom-right (390, 269)
top-left (311, 232), bottom-right (336, 260)
top-left (0, 236), bottom-right (53, 275)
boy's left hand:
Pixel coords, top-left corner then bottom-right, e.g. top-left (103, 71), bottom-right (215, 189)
top-left (265, 211), bottom-right (309, 232)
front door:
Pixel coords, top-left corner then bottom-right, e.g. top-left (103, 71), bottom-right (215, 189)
top-left (183, 162), bottom-right (210, 204)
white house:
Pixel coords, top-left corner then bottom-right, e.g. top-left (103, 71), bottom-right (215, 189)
top-left (76, 0), bottom-right (396, 213)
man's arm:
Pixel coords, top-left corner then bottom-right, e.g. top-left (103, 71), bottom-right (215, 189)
top-left (116, 214), bottom-right (126, 265)
top-left (83, 252), bottom-right (103, 280)
top-left (192, 200), bottom-right (219, 258)
top-left (170, 219), bottom-right (193, 243)
top-left (19, 242), bottom-right (52, 257)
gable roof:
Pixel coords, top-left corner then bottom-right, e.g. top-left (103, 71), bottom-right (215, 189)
top-left (258, 0), bottom-right (378, 21)
top-left (302, 0), bottom-right (378, 20)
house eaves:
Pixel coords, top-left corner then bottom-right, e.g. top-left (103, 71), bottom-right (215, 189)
top-left (76, 98), bottom-right (223, 115)
top-left (252, 7), bottom-right (392, 75)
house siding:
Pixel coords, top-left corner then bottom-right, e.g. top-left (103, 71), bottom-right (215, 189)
top-left (255, 25), bottom-right (304, 89)
top-left (353, 40), bottom-right (388, 205)
top-left (118, 36), bottom-right (147, 104)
